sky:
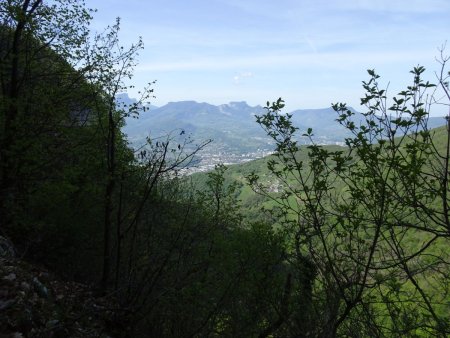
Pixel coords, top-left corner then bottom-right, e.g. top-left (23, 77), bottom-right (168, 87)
top-left (86, 0), bottom-right (450, 114)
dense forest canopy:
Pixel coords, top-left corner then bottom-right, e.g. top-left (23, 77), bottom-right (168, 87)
top-left (0, 1), bottom-right (449, 337)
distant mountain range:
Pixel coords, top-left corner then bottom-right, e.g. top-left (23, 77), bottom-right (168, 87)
top-left (120, 94), bottom-right (270, 154)
top-left (118, 93), bottom-right (447, 156)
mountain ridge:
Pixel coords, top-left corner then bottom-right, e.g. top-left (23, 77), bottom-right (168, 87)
top-left (119, 94), bottom-right (448, 169)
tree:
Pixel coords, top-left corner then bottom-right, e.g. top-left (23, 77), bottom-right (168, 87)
top-left (115, 163), bottom-right (295, 337)
top-left (249, 54), bottom-right (450, 336)
top-left (0, 1), bottom-right (139, 286)
top-left (78, 17), bottom-right (154, 293)
top-left (1, 2), bottom-right (297, 336)
top-left (0, 0), bottom-right (93, 233)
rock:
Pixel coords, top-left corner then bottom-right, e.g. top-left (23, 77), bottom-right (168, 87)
top-left (45, 319), bottom-right (60, 328)
top-left (20, 281), bottom-right (30, 291)
top-left (0, 333), bottom-right (25, 338)
top-left (32, 277), bottom-right (49, 298)
top-left (3, 273), bottom-right (16, 281)
top-left (0, 257), bottom-right (117, 337)
top-left (0, 236), bottom-right (16, 258)
top-left (0, 298), bottom-right (16, 311)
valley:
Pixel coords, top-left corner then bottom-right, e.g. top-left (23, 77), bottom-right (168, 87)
top-left (121, 93), bottom-right (448, 173)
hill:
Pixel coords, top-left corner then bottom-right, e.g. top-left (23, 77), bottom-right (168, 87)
top-left (192, 124), bottom-right (450, 221)
top-left (121, 94), bottom-right (447, 171)
top-left (122, 96), bottom-right (270, 154)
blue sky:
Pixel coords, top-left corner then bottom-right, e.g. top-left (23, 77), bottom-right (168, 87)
top-left (86, 0), bottom-right (450, 113)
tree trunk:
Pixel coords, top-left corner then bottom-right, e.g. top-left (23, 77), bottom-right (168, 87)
top-left (100, 106), bottom-right (116, 293)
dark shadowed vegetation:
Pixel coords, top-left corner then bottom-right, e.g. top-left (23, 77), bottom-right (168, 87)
top-left (0, 1), bottom-right (449, 337)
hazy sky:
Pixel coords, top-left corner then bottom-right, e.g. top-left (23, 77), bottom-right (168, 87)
top-left (86, 0), bottom-right (450, 113)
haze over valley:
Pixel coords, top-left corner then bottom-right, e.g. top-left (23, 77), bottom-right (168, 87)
top-left (121, 93), bottom-right (448, 172)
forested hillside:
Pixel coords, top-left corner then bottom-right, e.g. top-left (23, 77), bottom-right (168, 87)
top-left (0, 1), bottom-right (449, 337)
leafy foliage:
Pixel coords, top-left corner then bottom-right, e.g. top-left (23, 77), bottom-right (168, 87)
top-left (0, 2), bottom-right (300, 337)
top-left (248, 60), bottom-right (450, 336)
top-left (2, 1), bottom-right (450, 337)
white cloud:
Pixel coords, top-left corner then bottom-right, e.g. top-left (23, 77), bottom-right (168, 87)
top-left (136, 49), bottom-right (434, 73)
top-left (233, 71), bottom-right (253, 84)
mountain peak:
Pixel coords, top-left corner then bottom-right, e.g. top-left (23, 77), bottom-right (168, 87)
top-left (167, 100), bottom-right (198, 106)
top-left (228, 101), bottom-right (249, 107)
top-left (165, 100), bottom-right (217, 108)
